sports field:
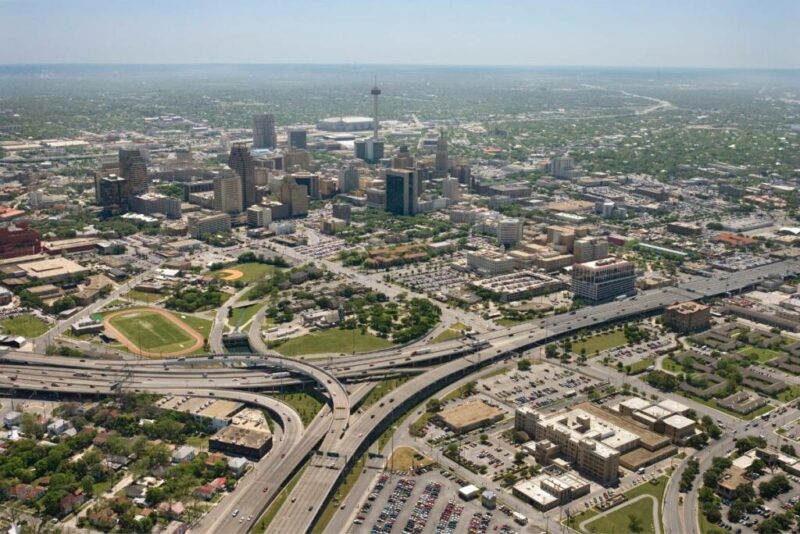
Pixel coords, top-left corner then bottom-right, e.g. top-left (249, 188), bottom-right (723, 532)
top-left (0, 314), bottom-right (49, 337)
top-left (210, 263), bottom-right (277, 284)
top-left (105, 308), bottom-right (204, 356)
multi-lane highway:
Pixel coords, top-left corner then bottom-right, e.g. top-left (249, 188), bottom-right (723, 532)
top-left (1, 258), bottom-right (796, 533)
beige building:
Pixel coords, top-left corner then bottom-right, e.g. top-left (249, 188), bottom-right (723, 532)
top-left (213, 172), bottom-right (243, 214)
top-left (663, 301), bottom-right (711, 333)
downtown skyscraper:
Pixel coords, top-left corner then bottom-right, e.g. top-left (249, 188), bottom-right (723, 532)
top-left (253, 113), bottom-right (277, 149)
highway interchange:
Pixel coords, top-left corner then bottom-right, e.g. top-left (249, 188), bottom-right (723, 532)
top-left (0, 256), bottom-right (797, 533)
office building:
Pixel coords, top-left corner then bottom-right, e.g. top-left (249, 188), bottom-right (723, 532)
top-left (339, 165), bottom-right (360, 193)
top-left (384, 168), bottom-right (418, 216)
top-left (442, 176), bottom-right (461, 201)
top-left (332, 203), bottom-right (352, 224)
top-left (288, 128), bottom-right (307, 149)
top-left (283, 148), bottom-right (311, 171)
top-left (515, 406), bottom-right (626, 485)
top-left (131, 193), bottom-right (182, 219)
top-left (364, 138), bottom-right (384, 163)
top-left (228, 144), bottom-right (256, 211)
top-left (663, 301), bottom-right (711, 333)
top-left (252, 113), bottom-right (277, 149)
top-left (392, 145), bottom-right (415, 169)
top-left (466, 250), bottom-right (515, 275)
top-left (497, 218), bottom-right (523, 246)
top-left (573, 237), bottom-right (609, 264)
top-left (213, 172), bottom-right (243, 214)
top-left (434, 131), bottom-right (449, 177)
top-left (571, 257), bottom-right (635, 303)
top-left (548, 154), bottom-right (579, 179)
top-left (291, 172), bottom-right (320, 200)
top-left (187, 213), bottom-right (231, 239)
top-left (246, 205), bottom-right (272, 228)
top-left (354, 140), bottom-right (367, 160)
top-left (0, 223), bottom-right (41, 259)
top-left (452, 163), bottom-right (472, 187)
top-left (95, 174), bottom-right (127, 208)
top-left (279, 175), bottom-right (309, 217)
top-left (118, 148), bottom-right (149, 196)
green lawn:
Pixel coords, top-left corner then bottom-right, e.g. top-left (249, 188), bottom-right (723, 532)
top-left (230, 302), bottom-right (265, 327)
top-left (185, 436), bottom-right (209, 450)
top-left (627, 357), bottom-right (655, 375)
top-left (124, 289), bottom-right (163, 303)
top-left (175, 314), bottom-right (212, 338)
top-left (737, 346), bottom-right (783, 363)
top-left (572, 477), bottom-right (667, 534)
top-left (432, 322), bottom-right (466, 343)
top-left (211, 262), bottom-right (277, 284)
top-left (361, 377), bottom-right (411, 410)
top-left (777, 385), bottom-right (800, 403)
top-left (661, 357), bottom-right (684, 373)
top-left (274, 328), bottom-right (394, 356)
top-left (273, 391), bottom-right (325, 426)
top-left (572, 330), bottom-right (628, 356)
top-left (0, 314), bottom-right (49, 337)
top-left (109, 310), bottom-right (195, 352)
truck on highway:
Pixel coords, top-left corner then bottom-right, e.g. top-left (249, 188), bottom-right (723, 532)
top-left (411, 348), bottom-right (431, 356)
top-left (272, 372), bottom-right (291, 379)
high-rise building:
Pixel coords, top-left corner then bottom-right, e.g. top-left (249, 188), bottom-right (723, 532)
top-left (288, 128), bottom-right (307, 149)
top-left (118, 148), bottom-right (148, 197)
top-left (188, 212), bottom-right (232, 239)
top-left (573, 237), bottom-right (609, 264)
top-left (279, 175), bottom-right (309, 217)
top-left (354, 140), bottom-right (367, 160)
top-left (131, 193), bottom-right (182, 219)
top-left (384, 168), bottom-right (418, 216)
top-left (339, 165), bottom-right (360, 193)
top-left (497, 218), bottom-right (523, 246)
top-left (571, 257), bottom-right (636, 303)
top-left (253, 113), bottom-right (277, 149)
top-left (283, 149), bottom-right (311, 171)
top-left (392, 145), bottom-right (415, 169)
top-left (371, 85), bottom-right (381, 139)
top-left (95, 174), bottom-right (127, 208)
top-left (213, 172), bottom-right (243, 214)
top-left (434, 131), bottom-right (449, 178)
top-left (291, 172), bottom-right (320, 200)
top-left (452, 163), bottom-right (472, 188)
top-left (365, 138), bottom-right (384, 163)
top-left (247, 205), bottom-right (272, 228)
top-left (442, 176), bottom-right (461, 201)
top-left (548, 154), bottom-right (579, 179)
top-left (228, 145), bottom-right (256, 211)
top-left (332, 203), bottom-right (352, 224)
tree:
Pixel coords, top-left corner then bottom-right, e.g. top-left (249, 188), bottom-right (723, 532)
top-left (628, 514), bottom-right (644, 534)
top-left (517, 359), bottom-right (531, 371)
top-left (514, 451), bottom-right (526, 464)
top-left (426, 398), bottom-right (441, 412)
top-left (544, 344), bottom-right (558, 359)
top-left (512, 431), bottom-right (529, 444)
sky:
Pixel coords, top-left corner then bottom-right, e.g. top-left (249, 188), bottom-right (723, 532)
top-left (0, 0), bottom-right (798, 69)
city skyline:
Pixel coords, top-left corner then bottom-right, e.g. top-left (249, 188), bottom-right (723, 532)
top-left (0, 0), bottom-right (798, 69)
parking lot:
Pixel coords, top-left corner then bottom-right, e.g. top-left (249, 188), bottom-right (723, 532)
top-left (717, 472), bottom-right (800, 534)
top-left (351, 469), bottom-right (522, 534)
top-left (293, 235), bottom-right (354, 259)
top-left (390, 260), bottom-right (472, 295)
top-left (481, 363), bottom-right (601, 411)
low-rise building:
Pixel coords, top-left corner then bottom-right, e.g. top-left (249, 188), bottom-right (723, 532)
top-left (663, 301), bottom-right (711, 333)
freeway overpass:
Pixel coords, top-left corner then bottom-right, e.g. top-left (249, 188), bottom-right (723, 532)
top-left (0, 258), bottom-right (796, 533)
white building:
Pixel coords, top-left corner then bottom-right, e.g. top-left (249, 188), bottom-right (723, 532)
top-left (497, 218), bottom-right (523, 246)
top-left (247, 205), bottom-right (272, 228)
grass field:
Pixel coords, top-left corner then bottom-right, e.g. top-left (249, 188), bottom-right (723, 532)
top-left (0, 314), bottom-right (49, 337)
top-left (274, 328), bottom-right (394, 356)
top-left (388, 446), bottom-right (433, 471)
top-left (231, 302), bottom-right (265, 327)
top-left (176, 314), bottom-right (212, 339)
top-left (572, 477), bottom-right (667, 534)
top-left (777, 384), bottom-right (800, 403)
top-left (211, 262), bottom-right (277, 284)
top-left (627, 357), bottom-right (655, 375)
top-left (571, 330), bottom-right (628, 356)
top-left (108, 310), bottom-right (196, 353)
top-left (737, 346), bottom-right (783, 363)
top-left (124, 289), bottom-right (163, 303)
top-left (432, 322), bottom-right (466, 343)
top-left (273, 391), bottom-right (325, 426)
top-left (361, 377), bottom-right (411, 410)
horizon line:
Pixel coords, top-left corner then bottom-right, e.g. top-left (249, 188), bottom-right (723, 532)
top-left (0, 62), bottom-right (798, 72)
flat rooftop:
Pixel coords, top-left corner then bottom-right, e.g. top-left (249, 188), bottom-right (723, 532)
top-left (439, 399), bottom-right (503, 431)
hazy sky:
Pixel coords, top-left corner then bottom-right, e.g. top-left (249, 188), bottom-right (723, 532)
top-left (1, 0), bottom-right (797, 68)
